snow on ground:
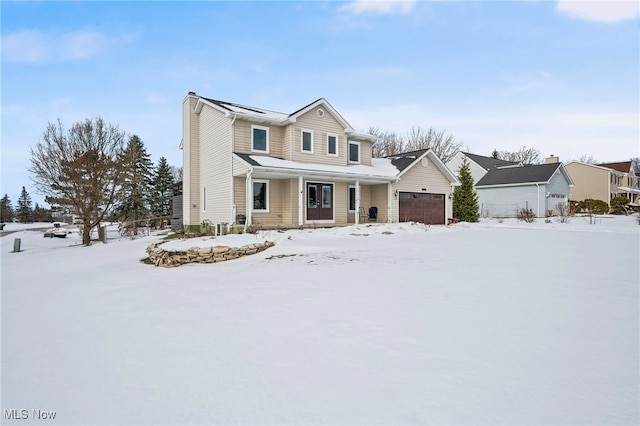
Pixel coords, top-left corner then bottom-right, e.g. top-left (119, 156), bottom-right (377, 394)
top-left (1, 216), bottom-right (639, 425)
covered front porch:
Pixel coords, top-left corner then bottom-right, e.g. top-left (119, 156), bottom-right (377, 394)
top-left (232, 154), bottom-right (397, 228)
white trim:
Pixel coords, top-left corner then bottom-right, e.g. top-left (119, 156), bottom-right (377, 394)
top-left (327, 133), bottom-right (339, 157)
top-left (301, 128), bottom-right (314, 154)
top-left (251, 125), bottom-right (269, 153)
top-left (348, 141), bottom-right (361, 164)
top-left (252, 179), bottom-right (269, 213)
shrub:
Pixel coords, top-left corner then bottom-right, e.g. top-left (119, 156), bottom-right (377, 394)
top-left (517, 208), bottom-right (536, 223)
top-left (578, 199), bottom-right (609, 215)
top-left (610, 196), bottom-right (630, 215)
top-left (556, 202), bottom-right (570, 223)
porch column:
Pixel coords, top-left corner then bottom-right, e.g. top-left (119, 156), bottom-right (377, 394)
top-left (388, 182), bottom-right (393, 223)
top-left (355, 180), bottom-right (361, 224)
top-left (245, 173), bottom-right (253, 226)
top-left (298, 176), bottom-right (304, 226)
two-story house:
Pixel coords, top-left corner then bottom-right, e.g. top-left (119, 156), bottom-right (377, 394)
top-left (181, 93), bottom-right (459, 229)
top-left (565, 160), bottom-right (640, 206)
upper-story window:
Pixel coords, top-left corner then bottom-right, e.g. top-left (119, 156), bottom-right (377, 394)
top-left (348, 141), bottom-right (360, 164)
top-left (301, 129), bottom-right (313, 154)
top-left (252, 125), bottom-right (269, 153)
top-left (327, 134), bottom-right (338, 156)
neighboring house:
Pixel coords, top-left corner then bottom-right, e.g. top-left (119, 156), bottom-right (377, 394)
top-left (448, 153), bottom-right (573, 218)
top-left (565, 161), bottom-right (640, 206)
top-left (447, 151), bottom-right (520, 184)
top-left (597, 161), bottom-right (640, 206)
top-left (181, 93), bottom-right (460, 229)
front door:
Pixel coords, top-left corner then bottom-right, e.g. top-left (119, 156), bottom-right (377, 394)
top-left (307, 183), bottom-right (333, 221)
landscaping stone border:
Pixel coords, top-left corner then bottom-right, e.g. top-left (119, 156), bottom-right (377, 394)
top-left (146, 241), bottom-right (275, 267)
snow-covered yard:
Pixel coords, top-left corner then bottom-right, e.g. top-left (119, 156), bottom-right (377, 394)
top-left (2, 216), bottom-right (639, 425)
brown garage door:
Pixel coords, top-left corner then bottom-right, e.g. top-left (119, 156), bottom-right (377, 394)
top-left (399, 192), bottom-right (445, 224)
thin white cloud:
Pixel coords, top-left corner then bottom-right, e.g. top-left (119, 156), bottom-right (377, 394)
top-left (556, 0), bottom-right (640, 23)
top-left (2, 28), bottom-right (117, 63)
top-left (340, 0), bottom-right (418, 16)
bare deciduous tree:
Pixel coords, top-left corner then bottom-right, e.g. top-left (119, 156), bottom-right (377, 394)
top-left (404, 126), bottom-right (462, 163)
top-left (577, 154), bottom-right (598, 164)
top-left (495, 146), bottom-right (542, 165)
top-left (29, 118), bottom-right (127, 245)
top-left (370, 126), bottom-right (462, 162)
top-left (369, 126), bottom-right (404, 158)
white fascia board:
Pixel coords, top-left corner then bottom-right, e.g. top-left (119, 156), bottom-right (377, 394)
top-left (250, 166), bottom-right (395, 184)
top-left (476, 181), bottom-right (550, 189)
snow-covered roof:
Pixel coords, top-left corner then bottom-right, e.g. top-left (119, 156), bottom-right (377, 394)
top-left (234, 153), bottom-right (399, 183)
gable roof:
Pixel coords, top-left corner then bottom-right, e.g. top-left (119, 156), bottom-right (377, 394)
top-left (462, 152), bottom-right (520, 171)
top-left (476, 163), bottom-right (570, 187)
top-left (386, 149), bottom-right (460, 184)
top-left (387, 149), bottom-right (429, 173)
top-left (596, 161), bottom-right (633, 174)
top-left (190, 93), bottom-right (375, 140)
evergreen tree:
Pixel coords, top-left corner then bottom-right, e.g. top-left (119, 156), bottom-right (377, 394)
top-left (16, 186), bottom-right (34, 223)
top-left (151, 156), bottom-right (174, 229)
top-left (1, 194), bottom-right (15, 222)
top-left (453, 159), bottom-right (479, 222)
top-left (33, 202), bottom-right (52, 222)
top-left (115, 135), bottom-right (154, 235)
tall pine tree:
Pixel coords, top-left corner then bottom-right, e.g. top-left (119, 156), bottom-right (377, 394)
top-left (115, 135), bottom-right (154, 235)
top-left (453, 159), bottom-right (479, 222)
top-left (151, 156), bottom-right (174, 229)
top-left (1, 194), bottom-right (15, 223)
top-left (16, 186), bottom-right (34, 223)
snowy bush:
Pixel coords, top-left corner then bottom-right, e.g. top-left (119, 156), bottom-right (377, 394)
top-left (517, 208), bottom-right (535, 223)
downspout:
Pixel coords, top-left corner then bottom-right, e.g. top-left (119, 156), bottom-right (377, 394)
top-left (230, 113), bottom-right (237, 224)
top-left (536, 183), bottom-right (541, 218)
top-left (245, 169), bottom-right (253, 233)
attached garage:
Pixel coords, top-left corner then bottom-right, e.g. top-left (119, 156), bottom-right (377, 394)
top-left (398, 192), bottom-right (445, 224)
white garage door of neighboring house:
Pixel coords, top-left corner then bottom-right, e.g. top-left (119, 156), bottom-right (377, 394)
top-left (547, 193), bottom-right (567, 215)
top-left (398, 192), bottom-right (445, 224)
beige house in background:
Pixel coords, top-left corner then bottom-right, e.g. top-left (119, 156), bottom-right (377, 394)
top-left (565, 161), bottom-right (640, 206)
top-left (181, 93), bottom-right (459, 229)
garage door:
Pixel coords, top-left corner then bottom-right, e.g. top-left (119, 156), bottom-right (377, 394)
top-left (399, 192), bottom-right (445, 224)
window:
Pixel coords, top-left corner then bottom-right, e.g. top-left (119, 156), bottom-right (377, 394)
top-left (253, 180), bottom-right (269, 212)
top-left (349, 141), bottom-right (360, 163)
top-left (348, 186), bottom-right (356, 211)
top-left (301, 129), bottom-right (313, 153)
top-left (327, 134), bottom-right (338, 156)
top-left (252, 125), bottom-right (269, 153)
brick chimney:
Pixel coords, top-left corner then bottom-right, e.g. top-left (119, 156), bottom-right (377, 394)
top-left (545, 155), bottom-right (559, 164)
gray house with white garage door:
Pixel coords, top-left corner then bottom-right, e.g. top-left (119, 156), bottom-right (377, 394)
top-left (476, 158), bottom-right (574, 218)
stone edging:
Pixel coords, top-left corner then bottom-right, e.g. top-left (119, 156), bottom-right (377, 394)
top-left (146, 241), bottom-right (274, 267)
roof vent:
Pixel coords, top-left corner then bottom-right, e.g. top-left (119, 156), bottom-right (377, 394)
top-left (317, 108), bottom-right (324, 117)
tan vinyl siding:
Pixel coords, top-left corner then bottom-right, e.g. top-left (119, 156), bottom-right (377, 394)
top-left (285, 108), bottom-right (371, 166)
top-left (232, 156), bottom-right (251, 177)
top-left (370, 184), bottom-right (389, 223)
top-left (182, 95), bottom-right (200, 226)
top-left (391, 159), bottom-right (453, 222)
top-left (199, 105), bottom-right (232, 224)
top-left (233, 120), bottom-right (283, 158)
top-left (566, 163), bottom-right (610, 202)
top-left (234, 177), bottom-right (246, 218)
top-left (334, 182), bottom-right (349, 225)
top-left (251, 179), bottom-right (285, 227)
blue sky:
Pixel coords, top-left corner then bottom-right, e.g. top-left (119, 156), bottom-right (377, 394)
top-left (2, 0), bottom-right (639, 207)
